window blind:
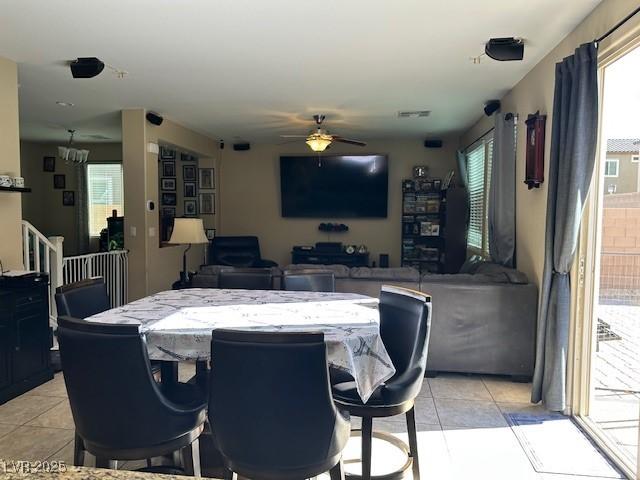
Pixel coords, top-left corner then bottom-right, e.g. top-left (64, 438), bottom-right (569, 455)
top-left (466, 143), bottom-right (486, 251)
top-left (87, 163), bottom-right (124, 237)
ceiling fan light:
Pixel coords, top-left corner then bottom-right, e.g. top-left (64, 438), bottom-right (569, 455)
top-left (306, 134), bottom-right (332, 152)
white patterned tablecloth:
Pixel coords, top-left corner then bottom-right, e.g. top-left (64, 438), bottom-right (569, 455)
top-left (87, 288), bottom-right (395, 402)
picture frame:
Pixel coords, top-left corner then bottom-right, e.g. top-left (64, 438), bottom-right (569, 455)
top-left (205, 228), bottom-right (216, 240)
top-left (200, 192), bottom-right (215, 214)
top-left (43, 156), bottom-right (56, 172)
top-left (53, 174), bottom-right (66, 189)
top-left (161, 178), bottom-right (176, 191)
top-left (160, 146), bottom-right (176, 160)
top-left (199, 168), bottom-right (215, 189)
top-left (161, 192), bottom-right (177, 206)
top-left (62, 190), bottom-right (75, 206)
top-left (183, 165), bottom-right (197, 181)
top-left (162, 161), bottom-right (176, 177)
top-left (184, 199), bottom-right (198, 216)
top-left (184, 182), bottom-right (196, 198)
top-left (161, 207), bottom-right (176, 217)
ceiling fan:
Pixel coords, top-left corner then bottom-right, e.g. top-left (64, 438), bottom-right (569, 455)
top-left (280, 114), bottom-right (366, 152)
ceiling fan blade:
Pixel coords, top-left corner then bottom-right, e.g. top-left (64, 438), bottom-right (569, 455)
top-left (277, 139), bottom-right (303, 145)
top-left (332, 137), bottom-right (367, 147)
top-left (280, 134), bottom-right (308, 138)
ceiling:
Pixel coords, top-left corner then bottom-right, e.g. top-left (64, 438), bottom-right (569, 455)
top-left (0, 0), bottom-right (601, 143)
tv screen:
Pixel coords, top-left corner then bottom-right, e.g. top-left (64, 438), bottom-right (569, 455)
top-left (280, 155), bottom-right (388, 218)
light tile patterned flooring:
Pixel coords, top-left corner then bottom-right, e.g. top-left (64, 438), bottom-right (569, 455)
top-left (0, 365), bottom-right (625, 479)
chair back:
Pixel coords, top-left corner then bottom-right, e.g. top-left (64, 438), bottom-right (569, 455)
top-left (209, 329), bottom-right (349, 478)
top-left (55, 277), bottom-right (111, 319)
top-left (218, 268), bottom-right (273, 290)
top-left (210, 236), bottom-right (262, 267)
top-left (379, 285), bottom-right (432, 404)
top-left (282, 270), bottom-right (335, 292)
top-left (57, 316), bottom-right (194, 451)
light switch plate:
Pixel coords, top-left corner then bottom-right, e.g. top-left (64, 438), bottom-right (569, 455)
top-left (130, 226), bottom-right (137, 237)
top-left (149, 227), bottom-right (156, 237)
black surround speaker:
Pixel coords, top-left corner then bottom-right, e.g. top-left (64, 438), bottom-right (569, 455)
top-left (70, 57), bottom-right (105, 79)
top-left (233, 143), bottom-right (251, 151)
top-left (379, 254), bottom-right (389, 268)
top-left (484, 100), bottom-right (501, 117)
top-left (146, 112), bottom-right (163, 126)
top-left (424, 139), bottom-right (443, 149)
top-left (485, 37), bottom-right (524, 62)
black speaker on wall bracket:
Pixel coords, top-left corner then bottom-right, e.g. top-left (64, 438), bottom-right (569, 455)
top-left (485, 37), bottom-right (524, 62)
top-left (484, 100), bottom-right (501, 117)
top-left (424, 139), bottom-right (443, 149)
top-left (146, 112), bottom-right (163, 126)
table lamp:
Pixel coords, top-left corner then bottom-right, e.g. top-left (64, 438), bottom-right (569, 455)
top-left (169, 218), bottom-right (209, 286)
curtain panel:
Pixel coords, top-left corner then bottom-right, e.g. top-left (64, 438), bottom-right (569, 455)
top-left (531, 42), bottom-right (599, 411)
top-left (488, 114), bottom-right (516, 267)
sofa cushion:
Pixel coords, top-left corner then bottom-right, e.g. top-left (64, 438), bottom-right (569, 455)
top-left (283, 264), bottom-right (350, 279)
top-left (474, 262), bottom-right (529, 284)
top-left (350, 267), bottom-right (420, 282)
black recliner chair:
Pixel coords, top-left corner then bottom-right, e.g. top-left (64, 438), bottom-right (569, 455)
top-left (55, 277), bottom-right (111, 318)
top-left (282, 269), bottom-right (336, 292)
top-left (57, 316), bottom-right (206, 476)
top-left (209, 236), bottom-right (277, 268)
top-left (332, 285), bottom-right (432, 480)
top-left (209, 329), bottom-right (350, 480)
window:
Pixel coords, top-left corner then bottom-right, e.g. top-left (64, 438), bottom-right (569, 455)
top-left (87, 163), bottom-right (124, 237)
top-left (604, 158), bottom-right (619, 177)
top-left (632, 154), bottom-right (639, 163)
top-left (465, 133), bottom-right (493, 257)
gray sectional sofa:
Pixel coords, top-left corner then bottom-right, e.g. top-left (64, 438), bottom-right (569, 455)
top-left (192, 262), bottom-right (538, 380)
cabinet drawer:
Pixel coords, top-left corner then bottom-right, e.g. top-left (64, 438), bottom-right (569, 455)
top-left (15, 289), bottom-right (46, 307)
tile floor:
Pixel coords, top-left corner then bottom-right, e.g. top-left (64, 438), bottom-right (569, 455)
top-left (0, 366), bottom-right (626, 479)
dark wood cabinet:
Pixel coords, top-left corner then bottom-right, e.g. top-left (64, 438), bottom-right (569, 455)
top-left (0, 274), bottom-right (53, 404)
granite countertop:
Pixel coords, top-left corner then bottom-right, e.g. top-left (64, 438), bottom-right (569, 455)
top-left (1, 461), bottom-right (204, 480)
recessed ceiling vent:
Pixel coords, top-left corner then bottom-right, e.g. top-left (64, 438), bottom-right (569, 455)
top-left (397, 110), bottom-right (431, 118)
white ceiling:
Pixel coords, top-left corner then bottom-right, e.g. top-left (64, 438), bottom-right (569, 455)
top-left (0, 0), bottom-right (601, 143)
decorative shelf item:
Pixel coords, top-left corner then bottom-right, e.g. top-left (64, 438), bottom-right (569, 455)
top-left (0, 186), bottom-right (31, 193)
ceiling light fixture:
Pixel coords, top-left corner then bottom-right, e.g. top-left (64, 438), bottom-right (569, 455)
top-left (56, 101), bottom-right (74, 107)
top-left (305, 132), bottom-right (333, 152)
top-left (58, 129), bottom-right (89, 164)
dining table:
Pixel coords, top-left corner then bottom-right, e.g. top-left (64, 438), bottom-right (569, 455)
top-left (86, 288), bottom-right (396, 403)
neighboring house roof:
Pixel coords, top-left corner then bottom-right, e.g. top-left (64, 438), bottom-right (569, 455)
top-left (607, 138), bottom-right (640, 153)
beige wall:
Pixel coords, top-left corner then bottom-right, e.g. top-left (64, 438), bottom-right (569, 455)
top-left (219, 138), bottom-right (459, 267)
top-left (0, 57), bottom-right (22, 271)
top-left (459, 0), bottom-right (640, 290)
top-left (122, 109), bottom-right (219, 300)
top-left (20, 141), bottom-right (122, 256)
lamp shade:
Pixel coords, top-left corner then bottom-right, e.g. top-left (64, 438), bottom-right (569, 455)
top-left (169, 218), bottom-right (209, 244)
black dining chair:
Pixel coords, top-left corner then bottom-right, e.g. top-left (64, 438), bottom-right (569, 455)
top-left (332, 285), bottom-right (432, 480)
top-left (55, 277), bottom-right (111, 318)
top-left (208, 329), bottom-right (350, 480)
top-left (57, 316), bottom-right (206, 476)
top-left (218, 268), bottom-right (273, 290)
top-left (282, 269), bottom-right (336, 292)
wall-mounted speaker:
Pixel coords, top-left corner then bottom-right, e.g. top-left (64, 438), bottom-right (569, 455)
top-left (146, 112), bottom-right (163, 126)
top-left (484, 100), bottom-right (501, 117)
top-left (70, 57), bottom-right (105, 79)
top-left (424, 139), bottom-right (443, 149)
top-left (485, 37), bottom-right (524, 62)
top-left (233, 143), bottom-right (250, 151)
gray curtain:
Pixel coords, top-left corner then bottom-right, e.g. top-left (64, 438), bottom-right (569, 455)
top-left (489, 114), bottom-right (516, 267)
top-left (456, 150), bottom-right (468, 188)
top-left (76, 163), bottom-right (90, 254)
top-left (531, 43), bottom-right (598, 411)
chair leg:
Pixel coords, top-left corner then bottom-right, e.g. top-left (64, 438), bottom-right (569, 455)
top-left (406, 407), bottom-right (420, 480)
top-left (95, 458), bottom-right (117, 469)
top-left (73, 432), bottom-right (85, 467)
top-left (361, 416), bottom-right (373, 480)
top-left (181, 438), bottom-right (201, 477)
top-left (329, 458), bottom-right (345, 480)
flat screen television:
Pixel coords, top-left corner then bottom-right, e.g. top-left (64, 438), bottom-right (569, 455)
top-left (280, 155), bottom-right (388, 218)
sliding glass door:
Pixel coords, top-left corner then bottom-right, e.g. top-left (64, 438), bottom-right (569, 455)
top-left (575, 42), bottom-right (640, 479)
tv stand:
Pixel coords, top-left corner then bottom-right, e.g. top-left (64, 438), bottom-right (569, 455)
top-left (291, 249), bottom-right (369, 267)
